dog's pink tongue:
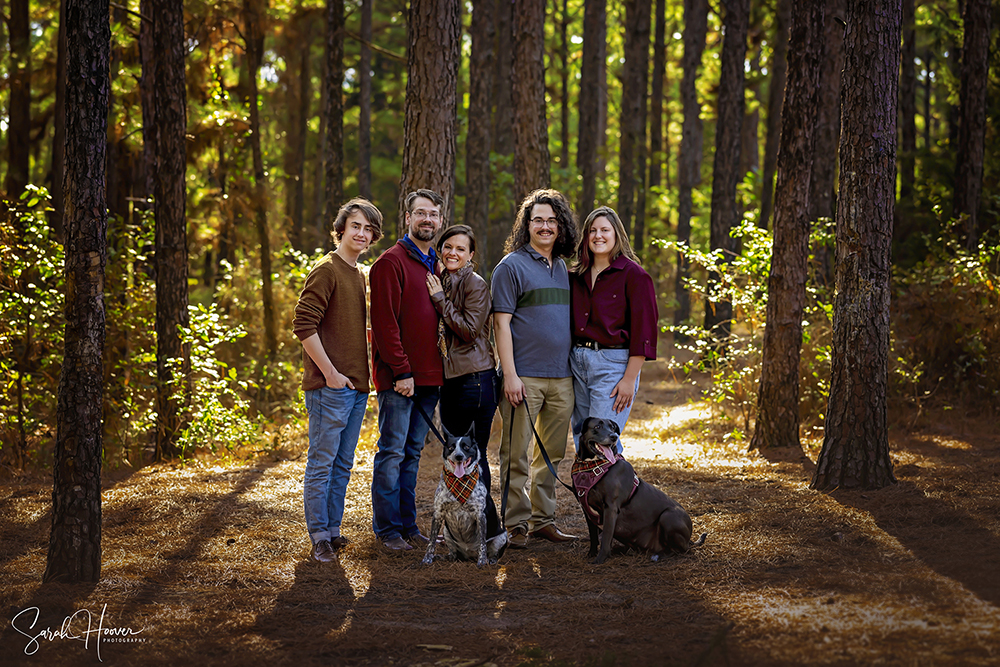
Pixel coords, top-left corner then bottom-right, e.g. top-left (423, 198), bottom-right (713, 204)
top-left (455, 460), bottom-right (468, 478)
top-left (599, 445), bottom-right (616, 461)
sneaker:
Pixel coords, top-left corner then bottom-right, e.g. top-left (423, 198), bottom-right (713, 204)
top-left (381, 536), bottom-right (414, 552)
top-left (330, 535), bottom-right (350, 551)
top-left (311, 539), bottom-right (337, 563)
top-left (507, 526), bottom-right (528, 549)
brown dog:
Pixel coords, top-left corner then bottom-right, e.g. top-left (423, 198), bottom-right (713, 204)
top-left (572, 417), bottom-right (706, 564)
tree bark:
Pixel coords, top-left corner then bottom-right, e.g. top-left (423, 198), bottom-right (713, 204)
top-left (488, 0), bottom-right (515, 271)
top-left (6, 0), bottom-right (31, 196)
top-left (245, 0), bottom-right (278, 361)
top-left (618, 0), bottom-right (652, 242)
top-left (559, 0), bottom-right (571, 170)
top-left (359, 0), bottom-right (373, 200)
top-left (153, 0), bottom-right (191, 460)
top-left (466, 0), bottom-right (495, 259)
top-left (741, 27), bottom-right (762, 185)
top-left (324, 0), bottom-right (345, 244)
top-left (648, 0), bottom-right (667, 193)
top-left (674, 0), bottom-right (708, 332)
top-left (758, 0), bottom-right (790, 230)
top-left (512, 0), bottom-right (551, 204)
top-left (811, 0), bottom-right (900, 492)
top-left (44, 0), bottom-right (110, 584)
top-left (577, 0), bottom-right (606, 216)
top-left (139, 0), bottom-right (156, 210)
top-left (898, 0), bottom-right (916, 202)
top-left (751, 0), bottom-right (825, 452)
top-left (50, 0), bottom-right (68, 240)
top-left (953, 0), bottom-right (991, 249)
top-left (705, 0), bottom-right (749, 340)
top-left (398, 0), bottom-right (460, 232)
top-left (284, 13), bottom-right (311, 253)
top-left (808, 0), bottom-right (845, 226)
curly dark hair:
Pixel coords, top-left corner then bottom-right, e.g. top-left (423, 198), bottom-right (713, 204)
top-left (503, 189), bottom-right (579, 258)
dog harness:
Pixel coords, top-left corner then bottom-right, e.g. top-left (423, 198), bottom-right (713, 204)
top-left (571, 451), bottom-right (640, 525)
top-left (443, 463), bottom-right (480, 504)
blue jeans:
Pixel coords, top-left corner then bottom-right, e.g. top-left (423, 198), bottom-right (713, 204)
top-left (371, 386), bottom-right (440, 541)
top-left (570, 346), bottom-right (640, 454)
top-left (304, 386), bottom-right (369, 543)
top-left (440, 369), bottom-right (498, 492)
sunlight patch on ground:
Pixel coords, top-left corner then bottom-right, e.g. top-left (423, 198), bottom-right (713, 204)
top-left (341, 558), bottom-right (371, 599)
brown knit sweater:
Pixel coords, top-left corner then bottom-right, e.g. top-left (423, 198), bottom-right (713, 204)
top-left (292, 252), bottom-right (370, 393)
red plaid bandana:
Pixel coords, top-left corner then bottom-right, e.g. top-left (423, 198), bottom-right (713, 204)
top-left (444, 463), bottom-right (480, 504)
top-left (571, 451), bottom-right (639, 525)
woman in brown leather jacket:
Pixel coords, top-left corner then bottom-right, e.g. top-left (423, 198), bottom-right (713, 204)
top-left (425, 225), bottom-right (499, 491)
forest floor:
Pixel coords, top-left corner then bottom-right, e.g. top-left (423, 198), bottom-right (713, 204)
top-left (2, 358), bottom-right (999, 667)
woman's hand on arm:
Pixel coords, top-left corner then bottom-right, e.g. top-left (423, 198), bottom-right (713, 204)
top-left (610, 355), bottom-right (644, 413)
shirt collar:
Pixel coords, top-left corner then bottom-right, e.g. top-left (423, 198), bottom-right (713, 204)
top-left (401, 234), bottom-right (437, 271)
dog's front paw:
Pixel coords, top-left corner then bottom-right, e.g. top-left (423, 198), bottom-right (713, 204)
top-left (421, 554), bottom-right (434, 566)
top-left (590, 554), bottom-right (608, 565)
top-left (476, 556), bottom-right (487, 569)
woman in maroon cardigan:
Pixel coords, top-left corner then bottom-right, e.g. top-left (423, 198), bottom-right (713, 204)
top-left (569, 206), bottom-right (658, 453)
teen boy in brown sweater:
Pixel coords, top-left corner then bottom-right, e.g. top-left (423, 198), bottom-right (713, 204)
top-left (293, 198), bottom-right (383, 563)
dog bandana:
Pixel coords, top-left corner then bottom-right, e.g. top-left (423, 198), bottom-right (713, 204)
top-left (571, 448), bottom-right (640, 525)
top-left (443, 461), bottom-right (480, 504)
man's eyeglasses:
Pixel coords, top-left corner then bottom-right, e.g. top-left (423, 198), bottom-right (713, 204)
top-left (410, 209), bottom-right (441, 221)
top-left (530, 217), bottom-right (559, 228)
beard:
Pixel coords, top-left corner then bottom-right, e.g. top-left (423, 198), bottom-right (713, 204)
top-left (412, 225), bottom-right (436, 242)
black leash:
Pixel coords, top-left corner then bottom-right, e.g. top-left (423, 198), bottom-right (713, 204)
top-left (500, 399), bottom-right (574, 526)
top-left (411, 394), bottom-right (447, 446)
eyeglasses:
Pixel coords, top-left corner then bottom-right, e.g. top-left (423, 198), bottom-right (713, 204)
top-left (530, 217), bottom-right (559, 228)
top-left (410, 209), bottom-right (441, 221)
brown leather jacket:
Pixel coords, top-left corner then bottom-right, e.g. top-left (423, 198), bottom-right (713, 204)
top-left (430, 269), bottom-right (496, 379)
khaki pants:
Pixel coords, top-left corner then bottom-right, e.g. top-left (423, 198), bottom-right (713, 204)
top-left (498, 376), bottom-right (574, 532)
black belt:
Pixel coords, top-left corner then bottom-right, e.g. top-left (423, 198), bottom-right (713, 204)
top-left (574, 338), bottom-right (628, 351)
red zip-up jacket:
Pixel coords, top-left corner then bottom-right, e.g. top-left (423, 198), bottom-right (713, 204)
top-left (369, 240), bottom-right (444, 392)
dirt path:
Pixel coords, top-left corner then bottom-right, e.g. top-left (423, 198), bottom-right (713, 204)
top-left (2, 360), bottom-right (999, 666)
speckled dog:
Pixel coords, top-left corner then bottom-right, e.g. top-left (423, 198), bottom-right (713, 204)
top-left (422, 424), bottom-right (508, 567)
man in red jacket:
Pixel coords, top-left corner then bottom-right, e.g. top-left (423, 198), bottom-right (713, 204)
top-left (369, 189), bottom-right (445, 551)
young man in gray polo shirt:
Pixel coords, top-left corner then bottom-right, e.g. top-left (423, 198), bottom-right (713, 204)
top-left (492, 188), bottom-right (580, 548)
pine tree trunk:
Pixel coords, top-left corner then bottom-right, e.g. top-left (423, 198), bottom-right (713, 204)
top-left (324, 0), bottom-right (345, 243)
top-left (466, 0), bottom-right (494, 260)
top-left (489, 0), bottom-right (515, 271)
top-left (808, 0), bottom-right (845, 226)
top-left (293, 22), bottom-right (311, 251)
top-left (153, 0), bottom-right (191, 460)
top-left (6, 0), bottom-right (30, 196)
top-left (741, 30), bottom-right (761, 185)
top-left (44, 0), bottom-right (110, 584)
top-left (399, 0), bottom-right (460, 231)
top-left (512, 0), bottom-right (550, 203)
top-left (139, 0), bottom-right (156, 210)
top-left (577, 0), bottom-right (606, 216)
top-left (245, 0), bottom-right (277, 362)
top-left (674, 0), bottom-right (708, 333)
top-left (705, 0), bottom-right (749, 340)
top-left (359, 0), bottom-right (373, 200)
top-left (811, 0), bottom-right (900, 492)
top-left (953, 0), bottom-right (990, 249)
top-left (50, 0), bottom-right (68, 241)
top-left (618, 0), bottom-right (652, 241)
top-left (559, 0), bottom-right (571, 170)
top-left (751, 0), bottom-right (825, 452)
top-left (648, 0), bottom-right (667, 193)
top-left (898, 0), bottom-right (916, 202)
top-left (759, 0), bottom-right (790, 230)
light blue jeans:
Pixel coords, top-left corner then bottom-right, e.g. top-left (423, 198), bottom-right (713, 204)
top-left (304, 386), bottom-right (369, 544)
top-left (371, 387), bottom-right (440, 541)
top-left (570, 346), bottom-right (640, 454)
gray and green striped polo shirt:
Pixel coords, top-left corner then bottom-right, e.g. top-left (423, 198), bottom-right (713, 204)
top-left (491, 245), bottom-right (572, 378)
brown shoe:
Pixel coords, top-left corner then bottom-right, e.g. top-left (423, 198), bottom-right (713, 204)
top-left (310, 539), bottom-right (338, 563)
top-left (507, 526), bottom-right (529, 549)
top-left (529, 524), bottom-right (578, 543)
top-left (330, 535), bottom-right (350, 551)
top-left (404, 532), bottom-right (431, 548)
top-left (381, 536), bottom-right (414, 552)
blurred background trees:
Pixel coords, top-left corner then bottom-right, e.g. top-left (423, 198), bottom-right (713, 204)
top-left (0, 0), bottom-right (997, 471)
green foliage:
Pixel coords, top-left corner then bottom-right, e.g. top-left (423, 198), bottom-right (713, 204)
top-left (657, 218), bottom-right (834, 436)
top-left (892, 221), bottom-right (1000, 406)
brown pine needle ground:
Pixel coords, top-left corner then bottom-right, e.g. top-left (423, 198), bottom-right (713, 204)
top-left (2, 360), bottom-right (999, 666)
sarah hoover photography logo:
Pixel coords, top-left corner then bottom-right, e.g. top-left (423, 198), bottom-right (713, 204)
top-left (10, 604), bottom-right (146, 662)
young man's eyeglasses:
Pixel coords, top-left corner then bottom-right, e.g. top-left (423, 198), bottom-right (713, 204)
top-left (530, 217), bottom-right (559, 228)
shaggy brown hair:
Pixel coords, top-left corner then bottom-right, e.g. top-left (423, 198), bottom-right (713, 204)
top-left (571, 206), bottom-right (639, 275)
top-left (503, 188), bottom-right (579, 258)
top-left (332, 197), bottom-right (384, 245)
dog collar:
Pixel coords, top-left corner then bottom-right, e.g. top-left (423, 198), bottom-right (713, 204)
top-left (443, 464), bottom-right (480, 504)
top-left (571, 451), bottom-right (639, 525)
